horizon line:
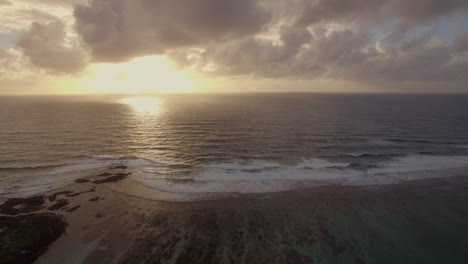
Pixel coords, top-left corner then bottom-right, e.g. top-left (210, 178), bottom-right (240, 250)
top-left (2, 91), bottom-right (468, 97)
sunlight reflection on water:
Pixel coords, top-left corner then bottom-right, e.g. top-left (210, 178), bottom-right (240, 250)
top-left (118, 97), bottom-right (163, 115)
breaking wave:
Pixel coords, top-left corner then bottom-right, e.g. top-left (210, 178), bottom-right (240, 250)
top-left (118, 155), bottom-right (468, 201)
top-left (2, 154), bottom-right (468, 200)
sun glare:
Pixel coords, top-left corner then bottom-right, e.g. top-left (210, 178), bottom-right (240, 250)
top-left (119, 97), bottom-right (163, 114)
top-left (83, 56), bottom-right (196, 94)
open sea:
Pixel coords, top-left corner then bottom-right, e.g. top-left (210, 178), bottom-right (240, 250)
top-left (1, 93), bottom-right (468, 200)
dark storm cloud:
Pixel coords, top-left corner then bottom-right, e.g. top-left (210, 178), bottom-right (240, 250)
top-left (16, 20), bottom-right (87, 73)
top-left (74, 0), bottom-right (270, 62)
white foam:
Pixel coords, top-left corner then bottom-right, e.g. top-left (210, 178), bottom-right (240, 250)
top-left (3, 155), bottom-right (468, 201)
top-left (124, 155), bottom-right (468, 200)
top-left (0, 157), bottom-right (120, 197)
top-left (194, 159), bottom-right (352, 182)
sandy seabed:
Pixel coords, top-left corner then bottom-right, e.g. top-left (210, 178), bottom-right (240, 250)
top-left (1, 165), bottom-right (468, 264)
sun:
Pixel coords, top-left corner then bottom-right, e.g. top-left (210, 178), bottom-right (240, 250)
top-left (82, 56), bottom-right (197, 94)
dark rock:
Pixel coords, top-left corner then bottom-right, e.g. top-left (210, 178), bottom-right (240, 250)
top-left (96, 213), bottom-right (103, 218)
top-left (0, 213), bottom-right (67, 264)
top-left (98, 172), bottom-right (112, 177)
top-left (92, 173), bottom-right (130, 184)
top-left (47, 200), bottom-right (69, 211)
top-left (47, 188), bottom-right (95, 201)
top-left (65, 188), bottom-right (96, 197)
top-left (66, 205), bottom-right (80, 213)
top-left (115, 172), bottom-right (132, 177)
top-left (48, 191), bottom-right (73, 202)
top-left (0, 196), bottom-right (45, 215)
top-left (89, 197), bottom-right (100, 202)
top-left (75, 179), bottom-right (90, 183)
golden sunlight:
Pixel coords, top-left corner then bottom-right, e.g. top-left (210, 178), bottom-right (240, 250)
top-left (118, 97), bottom-right (163, 114)
top-left (83, 56), bottom-right (196, 94)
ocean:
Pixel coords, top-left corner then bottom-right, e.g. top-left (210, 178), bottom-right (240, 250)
top-left (1, 93), bottom-right (468, 200)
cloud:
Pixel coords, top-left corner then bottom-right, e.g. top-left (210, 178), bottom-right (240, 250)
top-left (196, 25), bottom-right (314, 78)
top-left (292, 0), bottom-right (468, 27)
top-left (193, 25), bottom-right (468, 82)
top-left (16, 20), bottom-right (88, 73)
top-left (389, 0), bottom-right (468, 24)
top-left (400, 28), bottom-right (437, 52)
top-left (74, 0), bottom-right (270, 62)
top-left (280, 0), bottom-right (468, 51)
top-left (32, 0), bottom-right (87, 7)
top-left (293, 0), bottom-right (385, 27)
top-left (0, 8), bottom-right (61, 34)
top-left (67, 0), bottom-right (462, 83)
top-left (0, 48), bottom-right (25, 78)
top-left (0, 47), bottom-right (46, 94)
top-left (12, 0), bottom-right (87, 8)
top-left (1, 0), bottom-right (468, 92)
top-left (454, 31), bottom-right (468, 53)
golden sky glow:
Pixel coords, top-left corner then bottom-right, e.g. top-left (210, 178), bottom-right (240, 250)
top-left (1, 0), bottom-right (467, 95)
top-left (81, 56), bottom-right (197, 94)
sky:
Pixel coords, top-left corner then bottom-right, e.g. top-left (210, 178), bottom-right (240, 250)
top-left (0, 0), bottom-right (467, 95)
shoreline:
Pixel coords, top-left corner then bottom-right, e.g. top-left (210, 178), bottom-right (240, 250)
top-left (1, 168), bottom-right (468, 263)
top-left (3, 162), bottom-right (468, 203)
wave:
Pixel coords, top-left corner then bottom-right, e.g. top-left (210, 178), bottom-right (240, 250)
top-left (120, 155), bottom-right (468, 201)
top-left (0, 164), bottom-right (65, 172)
top-left (0, 156), bottom-right (131, 198)
top-left (2, 154), bottom-right (468, 201)
top-left (0, 156), bottom-right (137, 172)
top-left (348, 153), bottom-right (399, 158)
top-left (367, 138), bottom-right (465, 146)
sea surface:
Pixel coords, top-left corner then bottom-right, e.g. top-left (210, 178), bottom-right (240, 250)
top-left (1, 93), bottom-right (468, 199)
